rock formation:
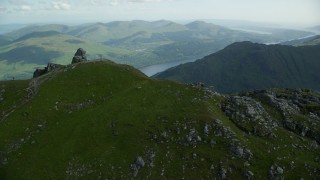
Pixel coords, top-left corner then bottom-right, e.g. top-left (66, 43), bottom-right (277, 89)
top-left (33, 63), bottom-right (64, 78)
top-left (71, 48), bottom-right (87, 64)
top-left (33, 48), bottom-right (87, 78)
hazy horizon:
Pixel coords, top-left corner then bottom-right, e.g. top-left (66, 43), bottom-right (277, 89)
top-left (1, 0), bottom-right (319, 28)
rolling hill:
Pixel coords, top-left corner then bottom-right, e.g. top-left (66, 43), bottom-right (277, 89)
top-left (0, 60), bottom-right (319, 179)
top-left (0, 20), bottom-right (315, 80)
top-left (281, 35), bottom-right (320, 46)
top-left (154, 41), bottom-right (320, 93)
top-left (0, 31), bottom-right (133, 80)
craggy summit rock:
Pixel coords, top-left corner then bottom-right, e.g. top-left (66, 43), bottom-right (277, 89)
top-left (33, 63), bottom-right (64, 78)
top-left (33, 48), bottom-right (87, 78)
top-left (71, 48), bottom-right (87, 64)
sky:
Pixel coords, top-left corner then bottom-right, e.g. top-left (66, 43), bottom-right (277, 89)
top-left (0, 0), bottom-right (319, 27)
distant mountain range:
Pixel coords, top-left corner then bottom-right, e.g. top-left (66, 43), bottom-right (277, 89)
top-left (154, 41), bottom-right (320, 93)
top-left (0, 20), bottom-right (314, 80)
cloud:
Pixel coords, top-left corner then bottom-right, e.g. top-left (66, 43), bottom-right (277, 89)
top-left (128, 0), bottom-right (171, 2)
top-left (85, 0), bottom-right (173, 6)
top-left (0, 6), bottom-right (7, 12)
top-left (52, 1), bottom-right (71, 10)
top-left (90, 0), bottom-right (120, 6)
top-left (20, 5), bottom-right (31, 11)
top-left (8, 0), bottom-right (29, 6)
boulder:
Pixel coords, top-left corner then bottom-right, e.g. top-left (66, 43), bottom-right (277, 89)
top-left (245, 171), bottom-right (254, 179)
top-left (220, 167), bottom-right (227, 179)
top-left (72, 48), bottom-right (87, 64)
top-left (131, 156), bottom-right (145, 177)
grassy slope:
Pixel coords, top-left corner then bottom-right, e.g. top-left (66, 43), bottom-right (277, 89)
top-left (0, 61), bottom-right (319, 179)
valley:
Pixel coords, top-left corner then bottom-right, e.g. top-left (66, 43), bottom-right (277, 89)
top-left (1, 0), bottom-right (320, 179)
top-left (0, 20), bottom-right (315, 80)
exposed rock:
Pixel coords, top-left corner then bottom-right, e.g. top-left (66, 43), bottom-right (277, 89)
top-left (72, 48), bottom-right (87, 64)
top-left (276, 166), bottom-right (284, 174)
top-left (33, 63), bottom-right (65, 78)
top-left (284, 118), bottom-right (296, 131)
top-left (230, 139), bottom-right (244, 158)
top-left (244, 161), bottom-right (250, 167)
top-left (222, 89), bottom-right (320, 144)
top-left (220, 167), bottom-right (227, 179)
top-left (243, 148), bottom-right (253, 159)
top-left (204, 124), bottom-right (210, 135)
top-left (146, 150), bottom-right (156, 167)
top-left (301, 127), bottom-right (309, 137)
top-left (310, 141), bottom-right (319, 149)
top-left (131, 156), bottom-right (145, 177)
top-left (221, 95), bottom-right (277, 137)
top-left (263, 89), bottom-right (320, 143)
top-left (33, 68), bottom-right (47, 78)
top-left (186, 128), bottom-right (201, 147)
top-left (244, 171), bottom-right (254, 179)
top-left (269, 165), bottom-right (284, 179)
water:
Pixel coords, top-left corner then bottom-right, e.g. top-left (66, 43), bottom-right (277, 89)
top-left (139, 59), bottom-right (196, 77)
top-left (230, 28), bottom-right (272, 35)
top-left (265, 34), bottom-right (318, 45)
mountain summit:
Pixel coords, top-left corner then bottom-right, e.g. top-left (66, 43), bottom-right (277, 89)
top-left (0, 60), bottom-right (319, 179)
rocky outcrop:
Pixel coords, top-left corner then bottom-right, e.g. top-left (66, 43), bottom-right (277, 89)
top-left (33, 48), bottom-right (87, 78)
top-left (33, 63), bottom-right (64, 78)
top-left (222, 89), bottom-right (320, 144)
top-left (71, 48), bottom-right (87, 64)
top-left (221, 94), bottom-right (278, 137)
top-left (131, 156), bottom-right (145, 177)
top-left (268, 164), bottom-right (284, 179)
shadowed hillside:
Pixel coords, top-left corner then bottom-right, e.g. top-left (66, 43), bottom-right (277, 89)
top-left (154, 41), bottom-right (320, 93)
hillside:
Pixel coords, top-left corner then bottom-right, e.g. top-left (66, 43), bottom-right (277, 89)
top-left (281, 35), bottom-right (320, 46)
top-left (0, 61), bottom-right (319, 179)
top-left (154, 41), bottom-right (320, 93)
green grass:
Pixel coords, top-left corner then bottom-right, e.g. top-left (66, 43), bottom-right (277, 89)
top-left (0, 61), bottom-right (319, 179)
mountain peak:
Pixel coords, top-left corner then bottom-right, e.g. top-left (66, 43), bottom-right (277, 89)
top-left (186, 21), bottom-right (225, 30)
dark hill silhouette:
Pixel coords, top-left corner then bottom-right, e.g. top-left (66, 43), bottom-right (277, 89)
top-left (154, 41), bottom-right (320, 93)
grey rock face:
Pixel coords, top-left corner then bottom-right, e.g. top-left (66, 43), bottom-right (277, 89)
top-left (72, 48), bottom-right (87, 64)
top-left (230, 139), bottom-right (244, 158)
top-left (245, 171), bottom-right (254, 179)
top-left (243, 148), bottom-right (253, 159)
top-left (131, 156), bottom-right (145, 177)
top-left (220, 167), bottom-right (227, 179)
top-left (204, 124), bottom-right (210, 135)
top-left (33, 63), bottom-right (64, 78)
top-left (186, 128), bottom-right (202, 147)
top-left (222, 89), bottom-right (320, 144)
top-left (269, 165), bottom-right (284, 179)
top-left (276, 166), bottom-right (284, 174)
top-left (146, 150), bottom-right (156, 167)
top-left (222, 95), bottom-right (277, 137)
